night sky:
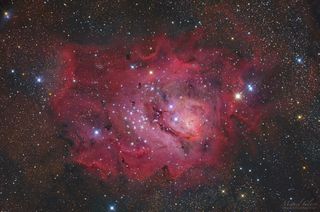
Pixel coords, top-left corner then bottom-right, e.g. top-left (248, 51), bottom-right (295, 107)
top-left (0, 0), bottom-right (320, 211)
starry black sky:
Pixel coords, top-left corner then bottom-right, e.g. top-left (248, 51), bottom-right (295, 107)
top-left (0, 0), bottom-right (320, 211)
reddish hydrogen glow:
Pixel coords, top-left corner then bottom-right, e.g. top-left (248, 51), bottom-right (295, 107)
top-left (51, 29), bottom-right (276, 185)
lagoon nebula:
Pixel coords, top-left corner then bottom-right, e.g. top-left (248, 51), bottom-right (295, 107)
top-left (1, 1), bottom-right (320, 211)
top-left (52, 27), bottom-right (278, 185)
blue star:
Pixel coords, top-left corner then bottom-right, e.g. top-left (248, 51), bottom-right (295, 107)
top-left (36, 76), bottom-right (43, 83)
top-left (295, 56), bottom-right (304, 64)
top-left (130, 64), bottom-right (137, 70)
top-left (247, 84), bottom-right (254, 92)
top-left (93, 129), bottom-right (101, 136)
top-left (108, 204), bottom-right (116, 211)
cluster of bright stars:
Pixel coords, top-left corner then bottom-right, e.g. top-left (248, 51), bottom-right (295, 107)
top-left (220, 188), bottom-right (246, 199)
top-left (130, 64), bottom-right (155, 76)
top-left (234, 84), bottom-right (254, 101)
top-left (10, 68), bottom-right (44, 84)
top-left (3, 11), bottom-right (10, 19)
top-left (130, 62), bottom-right (256, 102)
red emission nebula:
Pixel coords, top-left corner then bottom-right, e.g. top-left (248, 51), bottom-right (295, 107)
top-left (51, 28), bottom-right (277, 186)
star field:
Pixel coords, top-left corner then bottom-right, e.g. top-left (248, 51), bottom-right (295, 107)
top-left (0, 0), bottom-right (319, 211)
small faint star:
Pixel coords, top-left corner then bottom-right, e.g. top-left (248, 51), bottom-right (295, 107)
top-left (297, 114), bottom-right (303, 120)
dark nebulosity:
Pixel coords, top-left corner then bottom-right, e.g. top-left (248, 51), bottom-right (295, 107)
top-left (0, 0), bottom-right (320, 211)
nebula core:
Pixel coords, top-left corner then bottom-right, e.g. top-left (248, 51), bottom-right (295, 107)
top-left (52, 29), bottom-right (276, 185)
